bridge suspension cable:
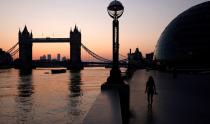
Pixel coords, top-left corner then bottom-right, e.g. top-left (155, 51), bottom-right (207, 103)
top-left (81, 43), bottom-right (112, 62)
top-left (119, 53), bottom-right (127, 59)
top-left (119, 53), bottom-right (128, 63)
top-left (7, 42), bottom-right (19, 53)
top-left (11, 48), bottom-right (19, 56)
top-left (7, 41), bottom-right (128, 62)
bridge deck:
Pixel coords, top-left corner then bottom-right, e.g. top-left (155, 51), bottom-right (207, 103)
top-left (32, 38), bottom-right (70, 43)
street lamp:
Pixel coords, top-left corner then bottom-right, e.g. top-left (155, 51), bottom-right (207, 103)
top-left (107, 0), bottom-right (124, 84)
top-left (107, 0), bottom-right (124, 19)
top-left (102, 2), bottom-right (129, 122)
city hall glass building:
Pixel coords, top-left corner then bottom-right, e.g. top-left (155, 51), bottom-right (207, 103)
top-left (154, 1), bottom-right (210, 69)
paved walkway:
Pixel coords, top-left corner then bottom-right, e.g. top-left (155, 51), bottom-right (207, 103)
top-left (129, 70), bottom-right (210, 124)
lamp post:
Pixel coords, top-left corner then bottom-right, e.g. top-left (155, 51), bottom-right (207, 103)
top-left (102, 2), bottom-right (129, 122)
top-left (106, 0), bottom-right (124, 84)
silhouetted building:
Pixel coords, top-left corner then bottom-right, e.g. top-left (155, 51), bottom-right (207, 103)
top-left (47, 54), bottom-right (51, 61)
top-left (19, 26), bottom-right (33, 70)
top-left (0, 48), bottom-right (13, 68)
top-left (128, 48), bottom-right (144, 69)
top-left (146, 53), bottom-right (154, 62)
top-left (154, 1), bottom-right (210, 69)
top-left (128, 48), bottom-right (143, 63)
top-left (40, 55), bottom-right (46, 61)
top-left (57, 54), bottom-right (61, 61)
top-left (69, 25), bottom-right (83, 69)
top-left (146, 52), bottom-right (154, 65)
top-left (62, 56), bottom-right (67, 61)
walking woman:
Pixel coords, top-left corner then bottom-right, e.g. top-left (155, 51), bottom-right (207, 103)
top-left (145, 76), bottom-right (157, 106)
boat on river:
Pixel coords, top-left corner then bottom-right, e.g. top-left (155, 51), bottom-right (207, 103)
top-left (51, 69), bottom-right (66, 74)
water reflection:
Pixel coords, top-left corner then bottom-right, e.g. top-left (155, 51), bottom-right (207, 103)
top-left (69, 70), bottom-right (82, 97)
top-left (67, 70), bottom-right (86, 123)
top-left (0, 68), bottom-right (108, 123)
top-left (16, 70), bottom-right (34, 123)
top-left (18, 72), bottom-right (34, 97)
top-left (19, 69), bottom-right (32, 76)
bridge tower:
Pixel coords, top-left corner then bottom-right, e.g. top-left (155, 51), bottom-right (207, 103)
top-left (19, 26), bottom-right (33, 71)
top-left (69, 26), bottom-right (84, 70)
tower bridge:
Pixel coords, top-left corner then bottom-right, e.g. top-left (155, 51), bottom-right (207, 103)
top-left (18, 25), bottom-right (83, 71)
top-left (7, 25), bottom-right (128, 71)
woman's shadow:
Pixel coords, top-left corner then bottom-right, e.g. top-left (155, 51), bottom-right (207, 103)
top-left (146, 104), bottom-right (154, 124)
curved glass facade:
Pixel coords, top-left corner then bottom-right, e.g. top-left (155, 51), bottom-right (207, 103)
top-left (154, 1), bottom-right (210, 68)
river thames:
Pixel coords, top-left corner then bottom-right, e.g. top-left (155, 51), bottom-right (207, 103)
top-left (0, 68), bottom-right (111, 124)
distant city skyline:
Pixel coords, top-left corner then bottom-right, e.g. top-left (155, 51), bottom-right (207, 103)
top-left (0, 0), bottom-right (208, 60)
top-left (40, 53), bottom-right (66, 61)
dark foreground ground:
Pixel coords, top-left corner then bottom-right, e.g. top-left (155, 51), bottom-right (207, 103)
top-left (128, 69), bottom-right (210, 124)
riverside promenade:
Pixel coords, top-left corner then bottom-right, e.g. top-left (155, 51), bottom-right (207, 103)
top-left (84, 69), bottom-right (210, 124)
top-left (129, 69), bottom-right (210, 124)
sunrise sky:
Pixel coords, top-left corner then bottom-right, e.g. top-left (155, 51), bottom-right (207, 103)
top-left (0, 0), bottom-right (208, 60)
